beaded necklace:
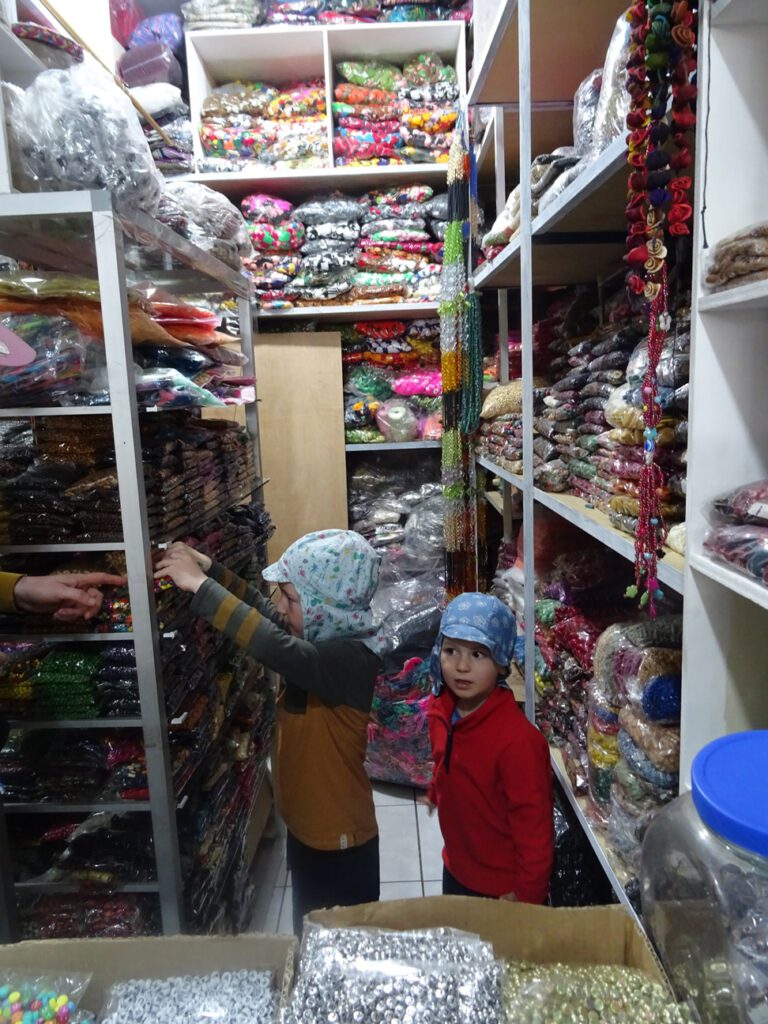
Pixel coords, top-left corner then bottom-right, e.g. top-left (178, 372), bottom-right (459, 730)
top-left (440, 111), bottom-right (484, 595)
top-left (624, 0), bottom-right (697, 613)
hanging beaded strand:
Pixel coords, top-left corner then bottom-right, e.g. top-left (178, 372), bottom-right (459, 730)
top-left (624, 0), bottom-right (697, 613)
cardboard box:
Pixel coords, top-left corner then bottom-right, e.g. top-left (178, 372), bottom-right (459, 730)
top-left (0, 933), bottom-right (297, 1012)
top-left (308, 896), bottom-right (671, 991)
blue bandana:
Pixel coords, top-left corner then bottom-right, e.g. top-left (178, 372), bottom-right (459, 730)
top-left (430, 593), bottom-right (516, 695)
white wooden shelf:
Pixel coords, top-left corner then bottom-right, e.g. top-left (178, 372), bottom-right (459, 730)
top-left (345, 441), bottom-right (441, 452)
top-left (711, 0), bottom-right (768, 26)
top-left (0, 543), bottom-right (125, 554)
top-left (260, 302), bottom-right (439, 322)
top-left (533, 488), bottom-right (685, 595)
top-left (550, 747), bottom-right (641, 929)
top-left (698, 279), bottom-right (768, 314)
top-left (0, 406), bottom-right (112, 418)
top-left (7, 719), bottom-right (143, 731)
top-left (474, 237), bottom-right (522, 290)
top-left (689, 551), bottom-right (768, 613)
top-left (4, 802), bottom-right (150, 814)
top-left (486, 491), bottom-right (504, 515)
top-left (476, 454), bottom-right (526, 491)
top-left (187, 165), bottom-right (449, 203)
top-left (531, 136), bottom-right (627, 237)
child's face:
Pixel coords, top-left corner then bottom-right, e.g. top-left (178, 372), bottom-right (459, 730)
top-left (440, 636), bottom-right (503, 714)
top-left (275, 582), bottom-right (304, 637)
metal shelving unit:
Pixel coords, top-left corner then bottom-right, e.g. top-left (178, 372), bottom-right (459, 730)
top-left (0, 191), bottom-right (264, 940)
top-left (467, 0), bottom-right (687, 914)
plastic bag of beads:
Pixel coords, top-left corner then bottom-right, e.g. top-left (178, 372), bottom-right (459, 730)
top-left (266, 80), bottom-right (326, 119)
top-left (709, 479), bottom-right (768, 526)
top-left (618, 729), bottom-right (679, 791)
top-left (626, 330), bottom-right (690, 389)
top-left (589, 13), bottom-right (631, 156)
top-left (240, 192), bottom-right (293, 223)
top-left (246, 220), bottom-right (305, 253)
top-left (129, 13), bottom-right (184, 55)
top-left (403, 52), bottom-right (457, 85)
top-left (337, 60), bottom-right (406, 92)
top-left (201, 81), bottom-right (277, 119)
top-left (607, 788), bottom-right (663, 870)
top-left (375, 398), bottom-right (420, 441)
top-left (306, 221), bottom-right (360, 242)
top-left (618, 706), bottom-right (680, 773)
top-left (293, 195), bottom-right (362, 224)
top-left (136, 368), bottom-right (226, 409)
top-left (101, 971), bottom-right (279, 1024)
top-left (703, 523), bottom-right (768, 586)
top-left (7, 63), bottom-right (163, 215)
top-left (572, 68), bottom-right (601, 156)
top-left (334, 83), bottom-right (397, 106)
top-left (0, 971), bottom-right (93, 1020)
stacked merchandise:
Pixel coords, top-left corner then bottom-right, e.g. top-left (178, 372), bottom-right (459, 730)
top-left (332, 54), bottom-right (458, 166)
top-left (115, 10), bottom-right (192, 178)
top-left (243, 189), bottom-right (446, 309)
top-left (181, 0), bottom-right (471, 24)
top-left (533, 285), bottom-right (689, 547)
top-left (479, 13), bottom-right (629, 263)
top-left (197, 78), bottom-right (329, 172)
top-left (589, 618), bottom-right (682, 885)
top-left (343, 320), bottom-right (442, 444)
top-left (703, 481), bottom-right (768, 588)
top-left (348, 457), bottom-right (444, 786)
top-left (483, 330), bottom-right (522, 385)
top-left (181, 0), bottom-right (269, 28)
top-left (704, 222), bottom-right (768, 293)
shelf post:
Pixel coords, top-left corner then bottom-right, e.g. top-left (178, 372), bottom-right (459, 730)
top-left (91, 200), bottom-right (185, 935)
top-left (0, 802), bottom-right (19, 942)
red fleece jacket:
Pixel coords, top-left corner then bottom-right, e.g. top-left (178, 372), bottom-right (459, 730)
top-left (427, 686), bottom-right (554, 902)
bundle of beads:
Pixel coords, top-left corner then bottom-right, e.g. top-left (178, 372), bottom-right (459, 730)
top-left (624, 0), bottom-right (698, 612)
top-left (0, 985), bottom-right (83, 1024)
top-left (101, 971), bottom-right (278, 1024)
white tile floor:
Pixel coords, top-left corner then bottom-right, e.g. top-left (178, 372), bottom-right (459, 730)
top-left (259, 782), bottom-right (445, 934)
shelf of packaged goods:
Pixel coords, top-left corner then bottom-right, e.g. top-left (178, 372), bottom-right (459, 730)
top-left (698, 278), bottom-right (768, 314)
top-left (0, 407), bottom-right (113, 418)
top-left (689, 551), bottom-right (768, 613)
top-left (533, 488), bottom-right (685, 594)
top-left (549, 746), bottom-right (642, 929)
top-left (0, 543), bottom-right (125, 554)
top-left (476, 454), bottom-right (526, 492)
top-left (476, 105), bottom-right (580, 186)
top-left (155, 484), bottom-right (262, 549)
top-left (14, 881), bottom-right (159, 894)
top-left (531, 136), bottom-right (628, 237)
top-left (3, 801), bottom-right (150, 814)
top-left (473, 236), bottom-right (522, 290)
top-left (0, 192), bottom-right (252, 298)
top-left (0, 633), bottom-right (133, 643)
top-left (345, 441), bottom-right (442, 452)
top-left (711, 0), bottom-right (768, 26)
top-left (259, 302), bottom-right (439, 322)
top-left (7, 719), bottom-right (144, 731)
top-left (187, 165), bottom-right (449, 205)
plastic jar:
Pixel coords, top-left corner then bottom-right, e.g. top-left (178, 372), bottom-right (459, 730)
top-left (641, 731), bottom-right (768, 1023)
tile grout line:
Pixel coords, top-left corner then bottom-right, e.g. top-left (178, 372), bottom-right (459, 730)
top-left (413, 790), bottom-right (426, 897)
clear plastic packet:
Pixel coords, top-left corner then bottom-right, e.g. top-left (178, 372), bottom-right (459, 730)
top-left (589, 13), bottom-right (631, 155)
top-left (709, 479), bottom-right (768, 526)
top-left (573, 69), bottom-right (601, 156)
top-left (618, 706), bottom-right (680, 773)
top-left (337, 60), bottom-right (406, 92)
top-left (100, 971), bottom-right (279, 1024)
top-left (626, 330), bottom-right (690, 389)
top-left (534, 459), bottom-right (569, 492)
top-left (0, 972), bottom-right (93, 1019)
top-left (7, 62), bottom-right (163, 215)
top-left (618, 729), bottom-right (679, 791)
top-left (403, 52), bottom-right (457, 86)
top-left (135, 367), bottom-right (226, 409)
top-left (240, 192), bottom-right (293, 223)
top-left (293, 195), bottom-right (362, 224)
top-left (111, 0), bottom-right (144, 46)
top-left (306, 221), bottom-right (360, 242)
top-left (606, 788), bottom-right (661, 871)
top-left (129, 13), bottom-right (184, 56)
top-left (163, 180), bottom-right (251, 249)
top-left (703, 523), bottom-right (768, 586)
top-left (118, 42), bottom-right (183, 89)
top-left (201, 81), bottom-right (278, 119)
top-left (375, 398), bottom-right (420, 441)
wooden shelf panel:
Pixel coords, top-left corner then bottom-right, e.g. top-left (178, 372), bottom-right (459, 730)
top-left (690, 551), bottom-right (768, 613)
top-left (698, 279), bottom-right (768, 314)
top-left (259, 302), bottom-right (439, 322)
top-left (531, 137), bottom-right (628, 236)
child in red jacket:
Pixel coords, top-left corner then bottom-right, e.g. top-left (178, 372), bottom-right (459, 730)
top-left (424, 593), bottom-right (554, 903)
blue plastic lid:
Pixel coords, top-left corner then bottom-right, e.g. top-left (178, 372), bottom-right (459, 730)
top-left (691, 731), bottom-right (768, 858)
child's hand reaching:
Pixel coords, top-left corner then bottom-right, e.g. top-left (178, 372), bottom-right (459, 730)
top-left (418, 794), bottom-right (436, 816)
top-left (154, 547), bottom-right (208, 593)
top-left (163, 541), bottom-right (212, 572)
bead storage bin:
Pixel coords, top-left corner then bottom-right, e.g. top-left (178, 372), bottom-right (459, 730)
top-left (642, 731), bottom-right (768, 1024)
top-left (0, 934), bottom-right (296, 1020)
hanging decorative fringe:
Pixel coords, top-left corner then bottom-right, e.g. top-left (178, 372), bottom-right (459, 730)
top-left (624, 0), bottom-right (697, 614)
top-left (440, 111), bottom-right (484, 597)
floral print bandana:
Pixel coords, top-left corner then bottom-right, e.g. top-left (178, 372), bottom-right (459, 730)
top-left (430, 592), bottom-right (516, 695)
top-left (262, 529), bottom-right (385, 652)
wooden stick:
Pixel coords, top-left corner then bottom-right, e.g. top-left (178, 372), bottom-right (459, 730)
top-left (34, 0), bottom-right (176, 149)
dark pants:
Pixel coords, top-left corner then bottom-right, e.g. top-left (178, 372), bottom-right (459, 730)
top-left (287, 831), bottom-right (380, 935)
top-left (442, 865), bottom-right (493, 899)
